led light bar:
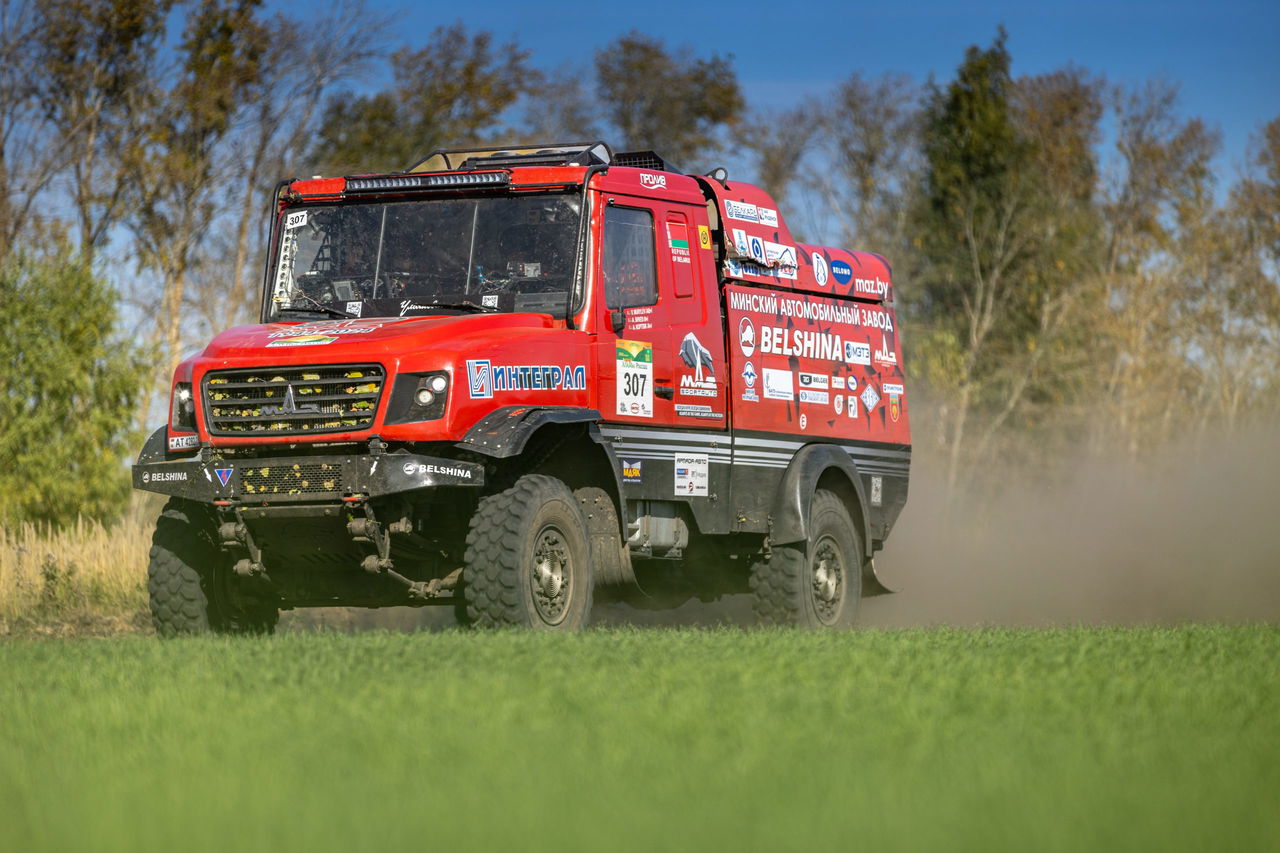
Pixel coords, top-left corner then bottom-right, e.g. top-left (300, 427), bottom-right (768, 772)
top-left (345, 171), bottom-right (510, 193)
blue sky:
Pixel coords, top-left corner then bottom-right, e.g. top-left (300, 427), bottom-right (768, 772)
top-left (287, 0), bottom-right (1278, 182)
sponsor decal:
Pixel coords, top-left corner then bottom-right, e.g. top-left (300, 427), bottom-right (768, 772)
top-left (798, 372), bottom-right (830, 405)
top-left (267, 320), bottom-right (383, 338)
top-left (812, 252), bottom-right (830, 287)
top-left (749, 235), bottom-right (767, 264)
top-left (845, 340), bottom-right (872, 365)
top-left (800, 413), bottom-right (808, 429)
top-left (724, 257), bottom-right (774, 278)
top-left (616, 340), bottom-right (654, 418)
top-left (465, 360), bottom-right (587, 399)
top-left (727, 290), bottom-right (886, 330)
top-left (621, 460), bottom-right (643, 485)
top-left (679, 375), bottom-right (717, 397)
top-left (874, 334), bottom-right (898, 367)
top-left (831, 376), bottom-right (846, 390)
top-left (698, 225), bottom-right (712, 249)
top-left (741, 361), bottom-right (759, 402)
top-left (401, 299), bottom-right (431, 315)
top-left (724, 200), bottom-right (759, 222)
top-left (834, 394), bottom-right (844, 415)
top-left (640, 173), bottom-right (667, 189)
top-left (284, 210), bottom-right (308, 230)
top-left (267, 334), bottom-right (336, 348)
top-left (831, 259), bottom-right (853, 285)
top-left (214, 467), bottom-right (233, 487)
top-left (871, 476), bottom-right (883, 506)
top-left (679, 332), bottom-right (715, 381)
top-left (345, 301), bottom-right (362, 317)
top-left (143, 471), bottom-right (190, 483)
top-left (855, 276), bottom-right (891, 298)
top-left (673, 454), bottom-right (709, 497)
top-left (168, 435), bottom-right (199, 451)
top-left (402, 461), bottom-right (472, 479)
top-left (883, 383), bottom-right (904, 423)
top-left (757, 206), bottom-right (779, 227)
top-left (674, 403), bottom-right (722, 419)
top-left (481, 294), bottom-right (499, 308)
top-left (738, 316), bottom-right (756, 357)
top-left (847, 394), bottom-right (858, 418)
top-left (860, 384), bottom-right (880, 414)
top-left (763, 368), bottom-right (794, 401)
top-left (732, 228), bottom-right (750, 256)
top-left (765, 242), bottom-right (798, 279)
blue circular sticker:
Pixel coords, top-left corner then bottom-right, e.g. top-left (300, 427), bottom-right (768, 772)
top-left (831, 259), bottom-right (853, 285)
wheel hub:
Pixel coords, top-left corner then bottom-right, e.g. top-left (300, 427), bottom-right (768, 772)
top-left (810, 537), bottom-right (844, 625)
top-left (531, 526), bottom-right (572, 624)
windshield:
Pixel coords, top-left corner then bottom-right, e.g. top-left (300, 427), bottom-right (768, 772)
top-left (269, 193), bottom-right (582, 320)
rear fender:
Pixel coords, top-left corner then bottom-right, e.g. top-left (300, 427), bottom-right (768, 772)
top-left (771, 444), bottom-right (893, 596)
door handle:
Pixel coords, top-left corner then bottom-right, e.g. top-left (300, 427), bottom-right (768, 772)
top-left (655, 383), bottom-right (674, 400)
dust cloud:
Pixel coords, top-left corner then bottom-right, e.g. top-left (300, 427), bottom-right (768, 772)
top-left (862, 427), bottom-right (1280, 627)
top-left (599, 426), bottom-right (1280, 628)
top-left (282, 428), bottom-right (1280, 632)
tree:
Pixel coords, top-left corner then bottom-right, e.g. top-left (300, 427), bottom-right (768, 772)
top-left (0, 0), bottom-right (63, 262)
top-left (0, 249), bottom-right (150, 525)
top-left (126, 0), bottom-right (269, 382)
top-left (33, 0), bottom-right (171, 259)
top-left (594, 31), bottom-right (743, 170)
top-left (821, 72), bottom-right (920, 252)
top-left (908, 31), bottom-right (1104, 492)
top-left (310, 22), bottom-right (535, 176)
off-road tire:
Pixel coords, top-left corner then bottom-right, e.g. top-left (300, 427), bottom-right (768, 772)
top-left (750, 489), bottom-right (862, 628)
top-left (462, 474), bottom-right (593, 630)
top-left (148, 499), bottom-right (279, 637)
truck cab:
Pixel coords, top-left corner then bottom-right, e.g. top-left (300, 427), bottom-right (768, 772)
top-left (134, 142), bottom-right (910, 632)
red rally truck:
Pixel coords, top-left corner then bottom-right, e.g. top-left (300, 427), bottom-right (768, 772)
top-left (133, 142), bottom-right (910, 633)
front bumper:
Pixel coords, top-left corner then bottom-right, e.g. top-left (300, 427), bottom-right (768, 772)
top-left (133, 451), bottom-right (484, 504)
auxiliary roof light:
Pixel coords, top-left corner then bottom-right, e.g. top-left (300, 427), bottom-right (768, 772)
top-left (345, 172), bottom-right (510, 193)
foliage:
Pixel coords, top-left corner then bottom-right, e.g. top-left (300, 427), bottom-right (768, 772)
top-left (1, 627), bottom-right (1277, 851)
top-left (0, 250), bottom-right (150, 525)
top-left (594, 31), bottom-right (744, 170)
top-left (310, 22), bottom-right (536, 176)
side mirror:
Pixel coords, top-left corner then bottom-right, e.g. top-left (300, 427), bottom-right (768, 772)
top-left (610, 309), bottom-right (626, 334)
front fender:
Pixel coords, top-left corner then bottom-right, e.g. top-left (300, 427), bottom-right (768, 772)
top-left (455, 406), bottom-right (603, 459)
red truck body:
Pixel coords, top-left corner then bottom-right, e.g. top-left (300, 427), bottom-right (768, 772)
top-left (134, 142), bottom-right (910, 632)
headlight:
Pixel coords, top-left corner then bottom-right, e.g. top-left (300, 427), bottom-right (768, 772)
top-left (386, 372), bottom-right (449, 424)
top-left (171, 383), bottom-right (196, 432)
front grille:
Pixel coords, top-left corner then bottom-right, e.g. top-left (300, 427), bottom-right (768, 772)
top-left (239, 462), bottom-right (343, 497)
top-left (204, 364), bottom-right (385, 436)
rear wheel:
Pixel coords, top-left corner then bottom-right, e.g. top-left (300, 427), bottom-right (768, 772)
top-left (148, 499), bottom-right (279, 637)
top-left (462, 474), bottom-right (593, 630)
top-left (750, 489), bottom-right (862, 628)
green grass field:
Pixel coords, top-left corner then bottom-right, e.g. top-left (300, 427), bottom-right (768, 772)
top-left (2, 627), bottom-right (1277, 852)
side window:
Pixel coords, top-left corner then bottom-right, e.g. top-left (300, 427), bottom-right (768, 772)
top-left (603, 205), bottom-right (657, 309)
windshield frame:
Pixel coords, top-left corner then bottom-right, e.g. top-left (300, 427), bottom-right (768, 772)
top-left (264, 189), bottom-right (587, 324)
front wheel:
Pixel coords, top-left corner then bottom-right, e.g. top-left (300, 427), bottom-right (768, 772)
top-left (148, 499), bottom-right (279, 637)
top-left (462, 475), bottom-right (593, 630)
top-left (750, 489), bottom-right (862, 628)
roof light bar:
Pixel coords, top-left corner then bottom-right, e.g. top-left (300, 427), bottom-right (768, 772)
top-left (345, 171), bottom-right (510, 193)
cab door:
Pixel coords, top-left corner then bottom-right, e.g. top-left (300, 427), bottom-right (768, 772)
top-left (594, 192), bottom-right (727, 431)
